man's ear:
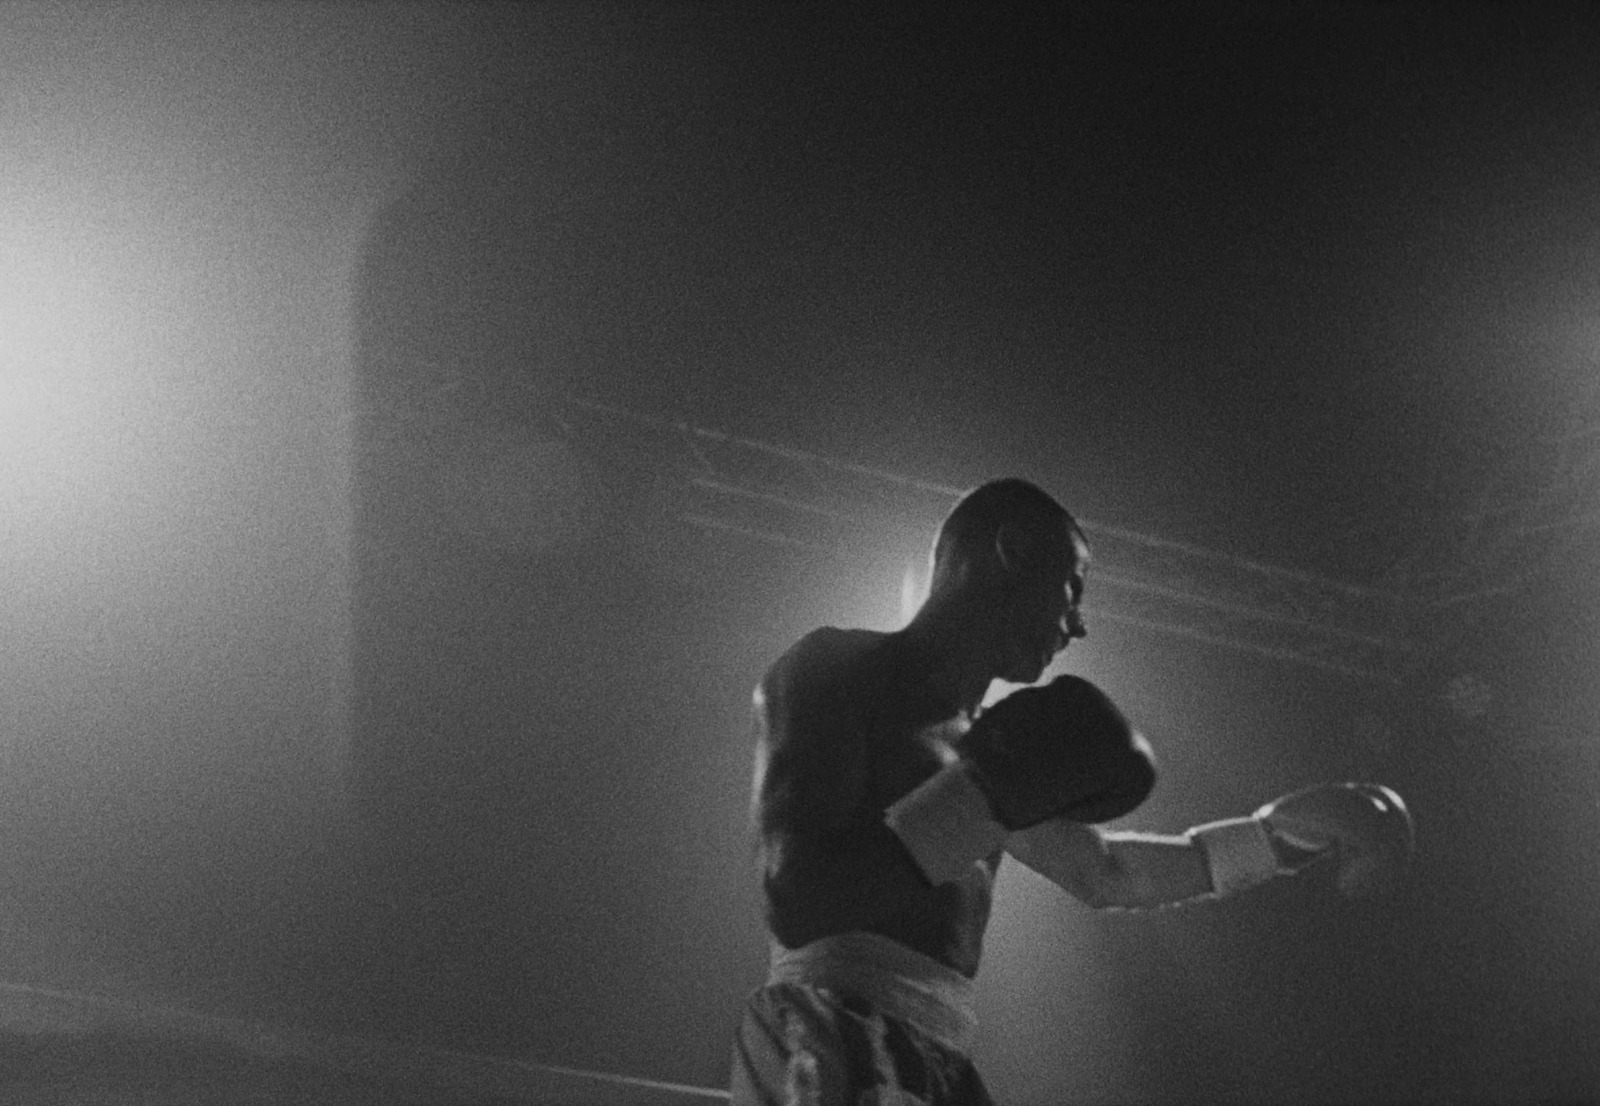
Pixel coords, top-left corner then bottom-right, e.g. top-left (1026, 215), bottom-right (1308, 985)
top-left (993, 523), bottom-right (1039, 576)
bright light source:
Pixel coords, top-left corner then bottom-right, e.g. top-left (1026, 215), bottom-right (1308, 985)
top-left (0, 181), bottom-right (176, 592)
top-left (900, 562), bottom-right (922, 627)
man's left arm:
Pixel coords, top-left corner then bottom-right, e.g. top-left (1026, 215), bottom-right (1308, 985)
top-left (1007, 782), bottom-right (1414, 909)
top-left (1005, 820), bottom-right (1217, 909)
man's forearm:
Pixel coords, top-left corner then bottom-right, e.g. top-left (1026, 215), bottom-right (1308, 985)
top-left (1006, 819), bottom-right (1213, 909)
top-left (1095, 831), bottom-right (1215, 908)
top-left (1009, 815), bottom-right (1330, 910)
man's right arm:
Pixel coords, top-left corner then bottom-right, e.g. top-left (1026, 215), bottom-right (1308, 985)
top-left (753, 637), bottom-right (954, 949)
top-left (884, 675), bottom-right (1156, 886)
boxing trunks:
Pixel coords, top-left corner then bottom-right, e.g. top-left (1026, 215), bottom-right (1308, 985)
top-left (729, 932), bottom-right (994, 1106)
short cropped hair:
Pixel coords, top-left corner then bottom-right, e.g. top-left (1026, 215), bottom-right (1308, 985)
top-left (930, 479), bottom-right (1083, 592)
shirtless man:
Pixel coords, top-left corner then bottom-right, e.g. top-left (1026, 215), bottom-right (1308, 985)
top-left (729, 479), bottom-right (1414, 1106)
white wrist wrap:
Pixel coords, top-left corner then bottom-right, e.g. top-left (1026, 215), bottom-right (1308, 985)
top-left (1190, 816), bottom-right (1283, 897)
top-left (884, 762), bottom-right (1010, 886)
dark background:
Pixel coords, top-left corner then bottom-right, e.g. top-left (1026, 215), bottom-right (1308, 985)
top-left (1, 4), bottom-right (1597, 1103)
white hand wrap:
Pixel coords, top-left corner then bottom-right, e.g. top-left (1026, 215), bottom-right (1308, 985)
top-left (1189, 815), bottom-right (1287, 897)
top-left (884, 762), bottom-right (1010, 886)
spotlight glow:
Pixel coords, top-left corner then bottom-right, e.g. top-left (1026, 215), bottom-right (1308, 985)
top-left (0, 178), bottom-right (190, 598)
top-left (900, 563), bottom-right (921, 626)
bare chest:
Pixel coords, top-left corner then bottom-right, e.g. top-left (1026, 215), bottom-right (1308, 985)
top-left (866, 715), bottom-right (970, 813)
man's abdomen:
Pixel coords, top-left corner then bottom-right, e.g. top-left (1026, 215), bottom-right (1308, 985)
top-left (863, 856), bottom-right (996, 978)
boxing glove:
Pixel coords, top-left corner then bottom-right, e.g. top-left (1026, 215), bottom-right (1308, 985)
top-left (959, 676), bottom-right (1157, 827)
top-left (1261, 782), bottom-right (1415, 897)
top-left (886, 676), bottom-right (1156, 885)
top-left (1193, 782), bottom-right (1415, 899)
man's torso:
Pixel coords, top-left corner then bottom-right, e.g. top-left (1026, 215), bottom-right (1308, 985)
top-left (752, 627), bottom-right (997, 977)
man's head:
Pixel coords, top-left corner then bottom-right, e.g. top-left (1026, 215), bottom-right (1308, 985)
top-left (926, 478), bottom-right (1090, 684)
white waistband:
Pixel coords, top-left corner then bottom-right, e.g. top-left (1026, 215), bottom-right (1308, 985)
top-left (767, 932), bottom-right (977, 1053)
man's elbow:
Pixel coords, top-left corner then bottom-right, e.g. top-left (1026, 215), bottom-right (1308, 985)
top-left (1071, 881), bottom-right (1116, 911)
top-left (1072, 861), bottom-right (1158, 912)
top-left (1052, 851), bottom-right (1114, 910)
top-left (1075, 879), bottom-right (1133, 912)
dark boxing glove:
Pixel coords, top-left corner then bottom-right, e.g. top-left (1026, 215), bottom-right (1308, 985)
top-left (885, 676), bottom-right (1156, 884)
top-left (960, 675), bottom-right (1157, 827)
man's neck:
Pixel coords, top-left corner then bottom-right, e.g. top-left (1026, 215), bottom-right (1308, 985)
top-left (898, 603), bottom-right (995, 719)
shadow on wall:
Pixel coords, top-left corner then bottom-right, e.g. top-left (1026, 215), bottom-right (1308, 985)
top-left (338, 13), bottom-right (774, 1071)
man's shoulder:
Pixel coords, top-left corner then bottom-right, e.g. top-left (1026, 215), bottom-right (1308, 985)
top-left (762, 627), bottom-right (888, 702)
top-left (779, 626), bottom-right (888, 673)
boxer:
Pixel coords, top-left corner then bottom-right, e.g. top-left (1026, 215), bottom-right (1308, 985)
top-left (730, 479), bottom-right (1413, 1105)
